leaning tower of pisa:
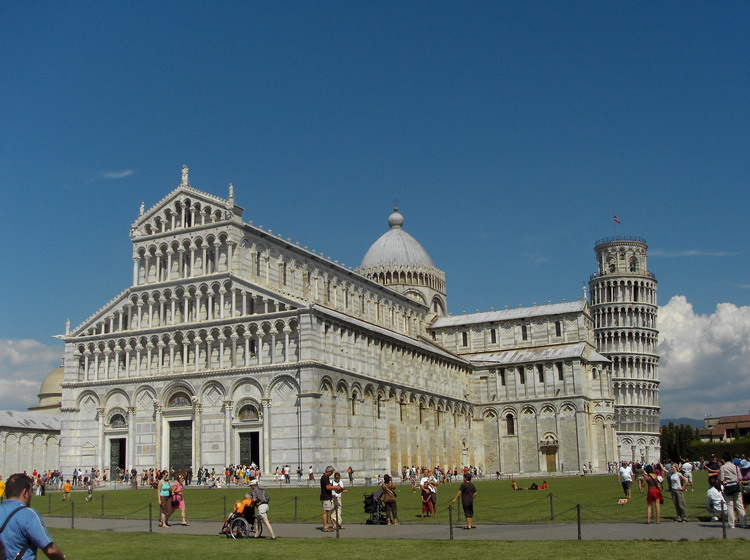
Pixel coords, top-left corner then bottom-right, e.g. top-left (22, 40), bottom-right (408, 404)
top-left (589, 236), bottom-right (660, 463)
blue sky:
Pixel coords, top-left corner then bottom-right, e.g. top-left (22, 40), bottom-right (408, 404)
top-left (1, 2), bottom-right (748, 418)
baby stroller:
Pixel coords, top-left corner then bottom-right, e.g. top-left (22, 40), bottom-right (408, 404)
top-left (364, 492), bottom-right (387, 525)
top-left (220, 502), bottom-right (263, 539)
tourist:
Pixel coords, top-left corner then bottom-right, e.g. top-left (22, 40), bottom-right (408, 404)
top-left (680, 458), bottom-right (694, 491)
top-left (157, 470), bottom-right (173, 528)
top-left (618, 461), bottom-right (633, 499)
top-left (171, 474), bottom-right (189, 526)
top-left (451, 472), bottom-right (478, 529)
top-left (347, 466), bottom-right (354, 483)
top-left (309, 465), bottom-right (315, 482)
top-left (249, 479), bottom-right (276, 539)
top-left (0, 475), bottom-right (5, 499)
top-left (705, 455), bottom-right (721, 487)
top-left (330, 471), bottom-right (347, 529)
top-left (706, 479), bottom-right (727, 522)
top-left (639, 464), bottom-right (662, 524)
top-left (0, 473), bottom-right (66, 560)
top-left (62, 480), bottom-right (71, 502)
top-left (319, 465), bottom-right (341, 532)
top-left (419, 469), bottom-right (434, 518)
top-left (379, 474), bottom-right (399, 525)
top-left (718, 453), bottom-right (746, 528)
top-left (668, 463), bottom-right (689, 522)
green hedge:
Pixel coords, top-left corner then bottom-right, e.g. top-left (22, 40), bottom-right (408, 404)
top-left (689, 439), bottom-right (750, 459)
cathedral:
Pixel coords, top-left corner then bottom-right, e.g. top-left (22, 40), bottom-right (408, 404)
top-left (55, 167), bottom-right (660, 478)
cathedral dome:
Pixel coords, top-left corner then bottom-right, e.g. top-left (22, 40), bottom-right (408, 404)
top-left (28, 365), bottom-right (63, 414)
top-left (360, 210), bottom-right (435, 269)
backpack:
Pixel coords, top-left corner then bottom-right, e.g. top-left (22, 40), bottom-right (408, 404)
top-left (254, 488), bottom-right (270, 504)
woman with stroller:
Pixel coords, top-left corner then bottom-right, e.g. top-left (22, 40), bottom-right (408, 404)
top-left (380, 474), bottom-right (399, 525)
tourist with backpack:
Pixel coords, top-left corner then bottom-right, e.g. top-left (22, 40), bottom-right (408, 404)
top-left (0, 473), bottom-right (66, 560)
top-left (249, 479), bottom-right (276, 539)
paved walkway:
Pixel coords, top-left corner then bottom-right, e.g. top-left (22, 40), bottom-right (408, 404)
top-left (44, 515), bottom-right (749, 541)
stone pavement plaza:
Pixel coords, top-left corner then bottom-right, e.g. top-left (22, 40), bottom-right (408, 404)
top-left (44, 516), bottom-right (748, 541)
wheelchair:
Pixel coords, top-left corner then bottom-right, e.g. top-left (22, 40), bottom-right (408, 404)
top-left (226, 505), bottom-right (263, 539)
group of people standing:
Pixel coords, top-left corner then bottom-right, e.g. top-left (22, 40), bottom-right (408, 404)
top-left (618, 455), bottom-right (748, 526)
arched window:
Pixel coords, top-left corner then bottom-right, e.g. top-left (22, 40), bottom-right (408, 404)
top-left (110, 413), bottom-right (126, 428)
top-left (505, 414), bottom-right (515, 436)
top-left (168, 392), bottom-right (191, 408)
top-left (237, 404), bottom-right (259, 422)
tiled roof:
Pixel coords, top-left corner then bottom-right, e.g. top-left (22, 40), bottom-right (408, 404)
top-left (466, 342), bottom-right (609, 366)
top-left (0, 410), bottom-right (61, 432)
top-left (431, 301), bottom-right (587, 329)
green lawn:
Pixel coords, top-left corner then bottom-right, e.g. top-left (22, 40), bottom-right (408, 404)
top-left (39, 471), bottom-right (714, 525)
top-left (49, 529), bottom-right (747, 560)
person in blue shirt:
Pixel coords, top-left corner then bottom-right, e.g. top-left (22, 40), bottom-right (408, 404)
top-left (0, 473), bottom-right (65, 560)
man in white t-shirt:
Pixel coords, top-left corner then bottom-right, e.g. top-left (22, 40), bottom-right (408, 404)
top-left (618, 462), bottom-right (633, 499)
top-left (680, 459), bottom-right (694, 491)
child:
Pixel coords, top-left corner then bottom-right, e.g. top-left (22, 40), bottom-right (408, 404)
top-left (63, 479), bottom-right (72, 501)
top-left (85, 480), bottom-right (94, 502)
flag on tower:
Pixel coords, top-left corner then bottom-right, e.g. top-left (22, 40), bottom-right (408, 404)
top-left (613, 215), bottom-right (621, 224)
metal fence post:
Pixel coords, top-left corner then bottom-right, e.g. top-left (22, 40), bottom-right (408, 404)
top-left (448, 504), bottom-right (454, 540)
top-left (101, 494), bottom-right (104, 517)
top-left (71, 502), bottom-right (75, 529)
top-left (576, 503), bottom-right (581, 540)
top-left (48, 493), bottom-right (52, 514)
top-left (549, 493), bottom-right (554, 520)
top-left (294, 496), bottom-right (298, 521)
top-left (223, 496), bottom-right (227, 519)
top-left (149, 503), bottom-right (153, 533)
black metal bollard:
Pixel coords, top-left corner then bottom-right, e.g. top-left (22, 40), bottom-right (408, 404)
top-left (149, 503), bottom-right (153, 533)
top-left (71, 502), bottom-right (75, 529)
top-left (549, 493), bottom-right (554, 520)
top-left (101, 494), bottom-right (104, 517)
top-left (448, 504), bottom-right (454, 541)
top-left (336, 523), bottom-right (340, 539)
top-left (576, 503), bottom-right (581, 540)
top-left (721, 506), bottom-right (727, 540)
top-left (457, 501), bottom-right (462, 522)
top-left (48, 493), bottom-right (52, 514)
top-left (294, 496), bottom-right (298, 521)
top-left (223, 496), bottom-right (227, 519)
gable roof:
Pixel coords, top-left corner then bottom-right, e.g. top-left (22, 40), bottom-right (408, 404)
top-left (467, 342), bottom-right (609, 366)
top-left (0, 410), bottom-right (61, 432)
top-left (431, 301), bottom-right (588, 329)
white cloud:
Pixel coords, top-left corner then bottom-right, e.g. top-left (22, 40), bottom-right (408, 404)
top-left (651, 249), bottom-right (740, 258)
top-left (0, 339), bottom-right (62, 411)
top-left (102, 169), bottom-right (135, 179)
top-left (658, 296), bottom-right (750, 419)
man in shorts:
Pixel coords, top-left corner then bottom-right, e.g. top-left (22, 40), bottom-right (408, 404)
top-left (680, 459), bottom-right (694, 491)
top-left (451, 472), bottom-right (478, 529)
top-left (319, 466), bottom-right (342, 532)
top-left (249, 479), bottom-right (276, 539)
top-left (618, 461), bottom-right (633, 499)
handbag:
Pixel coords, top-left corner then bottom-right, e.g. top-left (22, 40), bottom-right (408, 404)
top-left (723, 464), bottom-right (742, 496)
top-left (723, 480), bottom-right (740, 495)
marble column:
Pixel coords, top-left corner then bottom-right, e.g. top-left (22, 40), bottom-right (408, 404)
top-left (261, 399), bottom-right (271, 475)
top-left (127, 407), bottom-right (136, 470)
top-left (96, 407), bottom-right (106, 474)
top-left (223, 401), bottom-right (234, 467)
